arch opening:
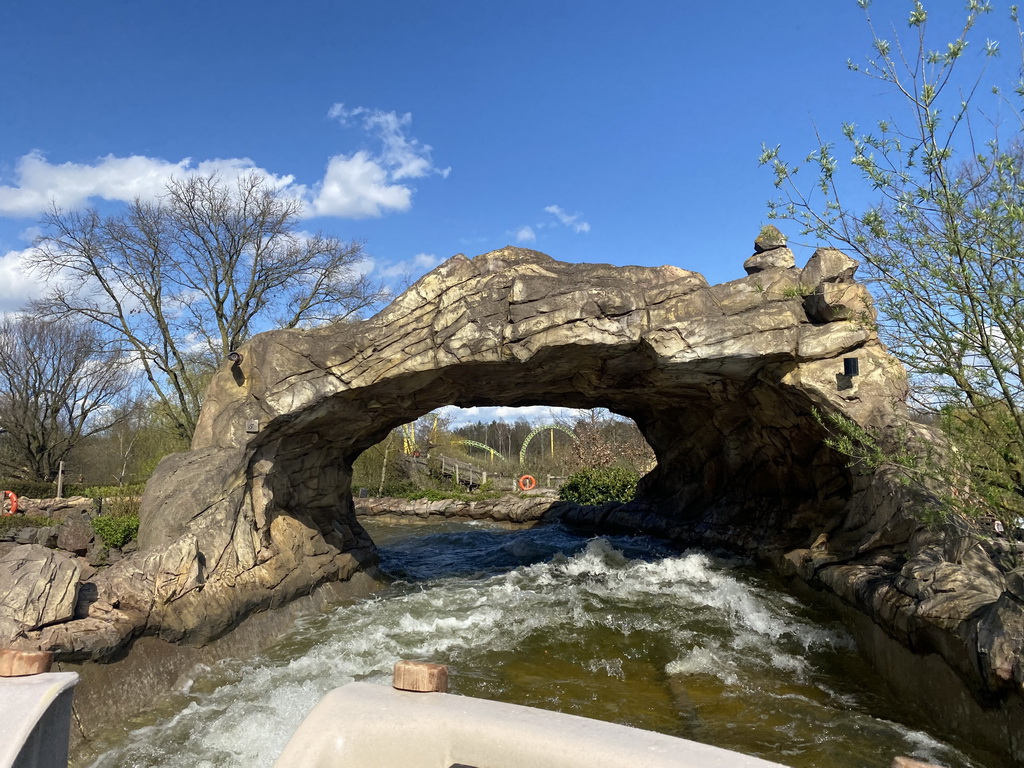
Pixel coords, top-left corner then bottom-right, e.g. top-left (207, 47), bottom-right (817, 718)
top-left (350, 406), bottom-right (656, 497)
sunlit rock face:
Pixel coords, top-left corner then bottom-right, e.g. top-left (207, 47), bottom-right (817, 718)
top-left (5, 247), bottom-right (909, 644)
top-left (153, 245), bottom-right (898, 564)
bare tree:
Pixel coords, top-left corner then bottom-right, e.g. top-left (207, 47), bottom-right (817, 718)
top-left (0, 314), bottom-right (135, 482)
top-left (30, 172), bottom-right (386, 442)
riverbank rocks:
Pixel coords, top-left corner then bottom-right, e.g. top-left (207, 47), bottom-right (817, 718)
top-left (355, 494), bottom-right (568, 524)
top-left (5, 236), bottom-right (1024, 762)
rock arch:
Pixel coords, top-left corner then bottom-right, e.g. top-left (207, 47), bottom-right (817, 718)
top-left (131, 244), bottom-right (904, 640)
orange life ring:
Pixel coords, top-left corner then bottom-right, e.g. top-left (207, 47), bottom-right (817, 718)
top-left (518, 475), bottom-right (537, 492)
top-left (1, 491), bottom-right (17, 516)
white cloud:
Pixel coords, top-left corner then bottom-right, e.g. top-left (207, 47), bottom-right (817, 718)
top-left (515, 226), bottom-right (536, 243)
top-left (0, 103), bottom-right (447, 221)
top-left (378, 252), bottom-right (443, 280)
top-left (0, 151), bottom-right (301, 218)
top-left (0, 247), bottom-right (47, 314)
top-left (309, 151), bottom-right (412, 218)
top-left (544, 204), bottom-right (591, 233)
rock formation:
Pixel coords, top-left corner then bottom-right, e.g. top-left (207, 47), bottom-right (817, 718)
top-left (2, 237), bottom-right (1023, 761)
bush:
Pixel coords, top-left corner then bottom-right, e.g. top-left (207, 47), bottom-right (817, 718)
top-left (99, 496), bottom-right (141, 518)
top-left (558, 466), bottom-right (639, 505)
top-left (91, 514), bottom-right (140, 549)
top-left (0, 480), bottom-right (56, 499)
top-left (78, 484), bottom-right (146, 500)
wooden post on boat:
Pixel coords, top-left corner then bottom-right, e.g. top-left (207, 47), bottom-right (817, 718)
top-left (392, 660), bottom-right (448, 693)
top-left (0, 649), bottom-right (53, 677)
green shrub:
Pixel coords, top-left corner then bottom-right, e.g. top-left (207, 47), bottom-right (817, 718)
top-left (78, 484), bottom-right (146, 500)
top-left (0, 480), bottom-right (56, 499)
top-left (558, 466), bottom-right (639, 505)
top-left (91, 514), bottom-right (140, 549)
top-left (0, 480), bottom-right (146, 500)
top-left (99, 496), bottom-right (141, 518)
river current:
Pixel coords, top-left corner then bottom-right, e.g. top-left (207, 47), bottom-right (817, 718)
top-left (77, 519), bottom-right (990, 768)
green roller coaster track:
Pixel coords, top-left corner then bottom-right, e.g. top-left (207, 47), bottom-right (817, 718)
top-left (519, 424), bottom-right (577, 464)
top-left (455, 439), bottom-right (503, 461)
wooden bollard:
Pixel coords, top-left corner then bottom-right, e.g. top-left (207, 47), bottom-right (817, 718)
top-left (392, 660), bottom-right (448, 692)
top-left (0, 649), bottom-right (53, 677)
top-left (892, 758), bottom-right (943, 768)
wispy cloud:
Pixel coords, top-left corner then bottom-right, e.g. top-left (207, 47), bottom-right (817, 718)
top-left (0, 104), bottom-right (448, 221)
top-left (312, 104), bottom-right (451, 218)
top-left (544, 204), bottom-right (590, 233)
top-left (515, 226), bottom-right (536, 243)
top-left (377, 252), bottom-right (443, 280)
top-left (510, 205), bottom-right (590, 245)
top-left (0, 247), bottom-right (47, 314)
top-left (328, 104), bottom-right (450, 182)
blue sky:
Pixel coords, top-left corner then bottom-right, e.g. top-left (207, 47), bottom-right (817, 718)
top-left (0, 1), bottom-right (1018, 424)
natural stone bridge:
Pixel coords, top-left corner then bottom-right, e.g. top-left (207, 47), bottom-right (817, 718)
top-left (139, 241), bottom-right (901, 627)
top-left (4, 240), bottom-right (1024, 761)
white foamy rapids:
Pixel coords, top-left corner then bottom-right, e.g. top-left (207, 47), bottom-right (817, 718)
top-left (82, 533), bottom-right (973, 768)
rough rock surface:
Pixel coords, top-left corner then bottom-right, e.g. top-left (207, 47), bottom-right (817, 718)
top-left (56, 519), bottom-right (94, 555)
top-left (745, 226), bottom-right (794, 274)
top-left (754, 224), bottom-right (787, 252)
top-left (0, 545), bottom-right (80, 640)
top-left (743, 246), bottom-right (796, 274)
top-left (4, 243), bottom-right (1023, 760)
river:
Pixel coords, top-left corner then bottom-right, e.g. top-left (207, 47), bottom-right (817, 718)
top-left (75, 518), bottom-right (991, 768)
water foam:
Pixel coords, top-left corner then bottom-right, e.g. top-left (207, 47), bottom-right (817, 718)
top-left (80, 524), bottom-right (987, 768)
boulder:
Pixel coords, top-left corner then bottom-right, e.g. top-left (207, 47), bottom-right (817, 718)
top-left (800, 246), bottom-right (858, 287)
top-left (753, 224), bottom-right (787, 252)
top-left (18, 496), bottom-right (95, 522)
top-left (57, 518), bottom-right (95, 555)
top-left (743, 246), bottom-right (795, 274)
top-left (15, 527), bottom-right (58, 547)
top-left (0, 545), bottom-right (80, 640)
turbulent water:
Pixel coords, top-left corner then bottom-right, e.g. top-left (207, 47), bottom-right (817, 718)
top-left (76, 519), bottom-right (991, 768)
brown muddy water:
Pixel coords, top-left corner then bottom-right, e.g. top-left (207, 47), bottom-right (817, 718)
top-left (74, 518), bottom-right (995, 768)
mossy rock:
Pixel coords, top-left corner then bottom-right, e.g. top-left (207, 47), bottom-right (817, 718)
top-left (754, 224), bottom-right (786, 253)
